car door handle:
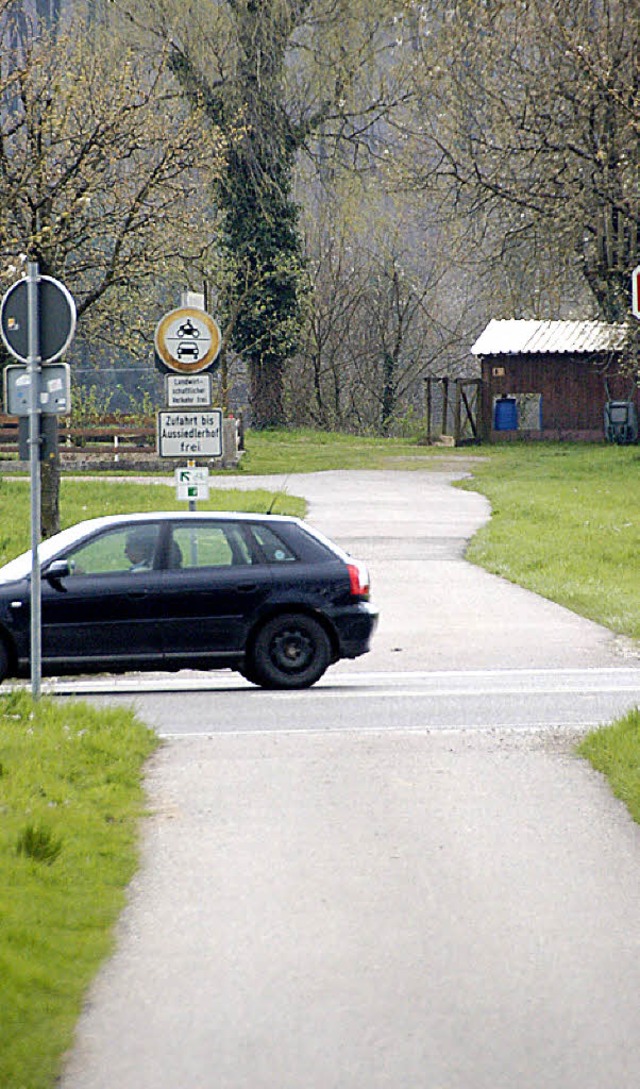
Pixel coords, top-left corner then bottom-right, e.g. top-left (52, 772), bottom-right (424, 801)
top-left (236, 583), bottom-right (259, 593)
top-left (127, 590), bottom-right (149, 600)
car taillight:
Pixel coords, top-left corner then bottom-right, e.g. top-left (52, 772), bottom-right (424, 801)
top-left (347, 562), bottom-right (370, 600)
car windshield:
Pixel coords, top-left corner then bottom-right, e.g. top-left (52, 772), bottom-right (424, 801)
top-left (0, 521), bottom-right (114, 584)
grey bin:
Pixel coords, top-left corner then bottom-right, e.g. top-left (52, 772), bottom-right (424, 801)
top-left (604, 401), bottom-right (638, 445)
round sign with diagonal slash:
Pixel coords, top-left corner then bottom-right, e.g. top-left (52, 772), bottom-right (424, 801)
top-left (0, 275), bottom-right (76, 363)
top-left (154, 307), bottom-right (222, 374)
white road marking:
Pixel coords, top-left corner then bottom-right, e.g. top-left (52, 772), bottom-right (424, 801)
top-left (159, 722), bottom-right (593, 740)
top-left (25, 666), bottom-right (640, 698)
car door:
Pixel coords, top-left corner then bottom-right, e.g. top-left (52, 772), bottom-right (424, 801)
top-left (156, 520), bottom-right (272, 664)
top-left (40, 522), bottom-right (165, 669)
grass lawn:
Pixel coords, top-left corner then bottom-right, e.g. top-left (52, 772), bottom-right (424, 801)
top-left (577, 709), bottom-right (640, 824)
top-left (237, 426), bottom-right (448, 473)
top-left (3, 431), bottom-right (640, 1087)
top-left (0, 692), bottom-right (158, 1089)
top-left (456, 442), bottom-right (640, 640)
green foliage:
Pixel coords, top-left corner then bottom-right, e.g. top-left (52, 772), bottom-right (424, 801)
top-left (170, 3), bottom-right (308, 427)
top-left (70, 385), bottom-right (118, 430)
top-left (221, 148), bottom-right (306, 374)
top-left (122, 388), bottom-right (158, 423)
top-left (0, 691), bottom-right (158, 1089)
top-left (70, 384), bottom-right (158, 434)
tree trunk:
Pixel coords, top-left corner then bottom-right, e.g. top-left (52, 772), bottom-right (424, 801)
top-left (40, 420), bottom-right (60, 539)
top-left (250, 358), bottom-right (285, 429)
top-left (380, 352), bottom-right (396, 435)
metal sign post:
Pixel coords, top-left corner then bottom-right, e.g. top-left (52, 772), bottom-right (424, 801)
top-left (1, 264), bottom-right (76, 699)
top-left (27, 262), bottom-right (42, 699)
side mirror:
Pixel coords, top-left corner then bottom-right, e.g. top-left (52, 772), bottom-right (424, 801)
top-left (43, 559), bottom-right (71, 583)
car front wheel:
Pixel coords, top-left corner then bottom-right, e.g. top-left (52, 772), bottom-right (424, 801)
top-left (249, 613), bottom-right (331, 690)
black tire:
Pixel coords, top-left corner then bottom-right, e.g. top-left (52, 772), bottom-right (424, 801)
top-left (237, 661), bottom-right (261, 686)
top-left (249, 613), bottom-right (331, 690)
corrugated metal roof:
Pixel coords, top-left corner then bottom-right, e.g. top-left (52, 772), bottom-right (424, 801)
top-left (471, 319), bottom-right (629, 356)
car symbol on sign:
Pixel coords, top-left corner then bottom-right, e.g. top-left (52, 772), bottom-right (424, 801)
top-left (176, 340), bottom-right (200, 360)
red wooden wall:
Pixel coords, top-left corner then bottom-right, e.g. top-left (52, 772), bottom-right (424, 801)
top-left (480, 353), bottom-right (638, 441)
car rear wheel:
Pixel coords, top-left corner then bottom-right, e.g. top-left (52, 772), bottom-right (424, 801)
top-left (250, 613), bottom-right (331, 690)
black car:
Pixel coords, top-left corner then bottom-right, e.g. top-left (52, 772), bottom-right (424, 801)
top-left (0, 512), bottom-right (378, 689)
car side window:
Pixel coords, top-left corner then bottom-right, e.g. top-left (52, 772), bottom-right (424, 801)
top-left (65, 524), bottom-right (160, 576)
top-left (248, 524), bottom-right (297, 563)
top-left (170, 524), bottom-right (253, 569)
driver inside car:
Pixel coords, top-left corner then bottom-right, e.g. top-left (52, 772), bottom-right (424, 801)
top-left (125, 527), bottom-right (156, 572)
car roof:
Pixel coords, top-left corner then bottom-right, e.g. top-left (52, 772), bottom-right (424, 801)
top-left (32, 511), bottom-right (306, 554)
top-left (62, 509), bottom-right (300, 527)
top-left (61, 511), bottom-right (304, 534)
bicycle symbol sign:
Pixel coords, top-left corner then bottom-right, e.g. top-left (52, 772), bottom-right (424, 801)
top-left (154, 307), bottom-right (222, 374)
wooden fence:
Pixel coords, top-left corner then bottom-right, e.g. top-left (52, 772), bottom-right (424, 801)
top-left (0, 414), bottom-right (156, 455)
top-left (424, 377), bottom-right (483, 445)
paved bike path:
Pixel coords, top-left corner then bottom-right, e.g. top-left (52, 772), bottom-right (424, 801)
top-left (60, 470), bottom-right (640, 1089)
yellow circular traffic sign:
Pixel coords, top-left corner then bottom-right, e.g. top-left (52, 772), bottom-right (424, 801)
top-left (154, 307), bottom-right (222, 374)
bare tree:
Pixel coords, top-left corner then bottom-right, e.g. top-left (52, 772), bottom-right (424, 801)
top-left (0, 11), bottom-right (224, 333)
top-left (0, 4), bottom-right (225, 532)
top-left (287, 179), bottom-right (474, 434)
top-left (398, 0), bottom-right (640, 321)
top-left (119, 0), bottom-right (412, 427)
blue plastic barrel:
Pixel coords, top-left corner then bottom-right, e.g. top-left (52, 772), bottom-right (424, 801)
top-left (494, 397), bottom-right (518, 431)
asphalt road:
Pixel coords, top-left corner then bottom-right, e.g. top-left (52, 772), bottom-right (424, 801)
top-left (49, 665), bottom-right (640, 736)
top-left (59, 468), bottom-right (640, 1089)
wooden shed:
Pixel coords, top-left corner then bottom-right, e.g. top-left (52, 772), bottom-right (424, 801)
top-left (471, 319), bottom-right (633, 442)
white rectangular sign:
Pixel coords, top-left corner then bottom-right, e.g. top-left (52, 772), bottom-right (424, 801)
top-left (165, 374), bottom-right (213, 408)
top-left (174, 467), bottom-right (210, 499)
top-left (174, 467), bottom-right (210, 485)
top-left (157, 409), bottom-right (223, 458)
top-left (633, 265), bottom-right (640, 319)
top-left (4, 363), bottom-right (71, 416)
top-left (176, 481), bottom-right (210, 501)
